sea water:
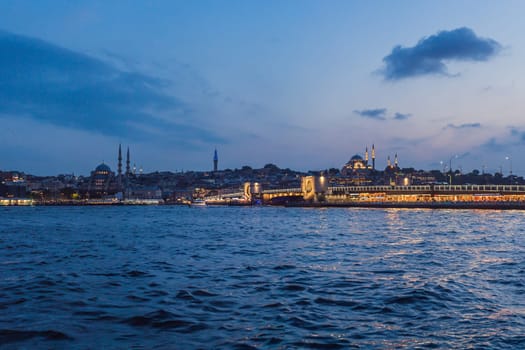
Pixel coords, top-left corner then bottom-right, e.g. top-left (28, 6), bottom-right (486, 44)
top-left (1, 206), bottom-right (524, 349)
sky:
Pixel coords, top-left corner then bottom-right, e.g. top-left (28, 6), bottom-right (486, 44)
top-left (1, 0), bottom-right (525, 176)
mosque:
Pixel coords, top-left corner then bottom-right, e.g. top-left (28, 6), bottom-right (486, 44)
top-left (341, 145), bottom-right (376, 175)
top-left (86, 144), bottom-right (133, 198)
top-left (341, 145), bottom-right (401, 185)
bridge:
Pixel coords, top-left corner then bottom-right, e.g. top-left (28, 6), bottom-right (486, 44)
top-left (203, 176), bottom-right (525, 206)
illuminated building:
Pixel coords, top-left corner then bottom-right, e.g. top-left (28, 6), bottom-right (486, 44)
top-left (341, 146), bottom-right (376, 175)
top-left (87, 163), bottom-right (115, 197)
top-left (341, 146), bottom-right (376, 184)
top-left (86, 145), bottom-right (134, 198)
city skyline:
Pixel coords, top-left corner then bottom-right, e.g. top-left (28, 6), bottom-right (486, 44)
top-left (1, 1), bottom-right (525, 175)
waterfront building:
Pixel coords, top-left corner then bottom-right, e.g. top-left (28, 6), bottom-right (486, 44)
top-left (126, 185), bottom-right (163, 201)
top-left (84, 145), bottom-right (137, 198)
top-left (87, 163), bottom-right (116, 197)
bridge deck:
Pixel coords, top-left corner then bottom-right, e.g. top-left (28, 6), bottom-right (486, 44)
top-left (204, 184), bottom-right (525, 201)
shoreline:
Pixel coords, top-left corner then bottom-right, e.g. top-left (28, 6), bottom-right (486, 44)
top-left (4, 200), bottom-right (525, 210)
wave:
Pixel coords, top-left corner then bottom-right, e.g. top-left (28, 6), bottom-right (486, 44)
top-left (0, 329), bottom-right (72, 344)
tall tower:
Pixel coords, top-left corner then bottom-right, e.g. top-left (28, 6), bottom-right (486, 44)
top-left (118, 144), bottom-right (122, 176)
top-left (387, 155), bottom-right (391, 167)
top-left (365, 147), bottom-right (369, 162)
top-left (372, 144), bottom-right (376, 170)
top-left (117, 144), bottom-right (123, 188)
top-left (394, 153), bottom-right (398, 168)
top-left (126, 147), bottom-right (131, 176)
top-left (213, 149), bottom-right (218, 172)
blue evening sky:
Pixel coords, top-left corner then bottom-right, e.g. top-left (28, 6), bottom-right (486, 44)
top-left (1, 0), bottom-right (524, 175)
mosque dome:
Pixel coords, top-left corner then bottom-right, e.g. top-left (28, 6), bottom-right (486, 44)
top-left (342, 153), bottom-right (368, 172)
top-left (95, 163), bottom-right (111, 173)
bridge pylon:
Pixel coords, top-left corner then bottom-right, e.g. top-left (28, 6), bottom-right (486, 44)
top-left (244, 182), bottom-right (262, 203)
top-left (301, 175), bottom-right (328, 202)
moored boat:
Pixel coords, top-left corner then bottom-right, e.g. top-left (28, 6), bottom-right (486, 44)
top-left (191, 199), bottom-right (207, 207)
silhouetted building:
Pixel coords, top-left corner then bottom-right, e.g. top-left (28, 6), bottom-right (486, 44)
top-left (87, 163), bottom-right (116, 197)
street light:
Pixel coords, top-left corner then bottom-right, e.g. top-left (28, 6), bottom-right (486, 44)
top-left (505, 156), bottom-right (512, 184)
top-left (449, 155), bottom-right (458, 185)
top-left (505, 156), bottom-right (512, 176)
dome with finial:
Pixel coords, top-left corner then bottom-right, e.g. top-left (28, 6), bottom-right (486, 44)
top-left (95, 163), bottom-right (111, 173)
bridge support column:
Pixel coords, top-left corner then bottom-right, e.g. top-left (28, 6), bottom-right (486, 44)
top-left (244, 182), bottom-right (263, 204)
top-left (301, 175), bottom-right (327, 202)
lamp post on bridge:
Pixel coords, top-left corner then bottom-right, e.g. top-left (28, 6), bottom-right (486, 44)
top-left (505, 156), bottom-right (512, 175)
top-left (505, 156), bottom-right (512, 184)
top-left (449, 155), bottom-right (458, 185)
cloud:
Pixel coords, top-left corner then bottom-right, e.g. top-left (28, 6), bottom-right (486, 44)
top-left (507, 127), bottom-right (525, 142)
top-left (394, 112), bottom-right (411, 120)
top-left (380, 27), bottom-right (502, 80)
top-left (353, 108), bottom-right (387, 120)
top-left (354, 108), bottom-right (412, 121)
top-left (444, 122), bottom-right (482, 130)
top-left (481, 127), bottom-right (525, 153)
top-left (482, 137), bottom-right (508, 152)
top-left (0, 30), bottom-right (224, 146)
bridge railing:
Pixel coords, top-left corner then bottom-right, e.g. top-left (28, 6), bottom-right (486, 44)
top-left (432, 184), bottom-right (525, 192)
top-left (204, 184), bottom-right (525, 201)
top-left (205, 192), bottom-right (244, 201)
top-left (329, 184), bottom-right (525, 193)
top-left (262, 188), bottom-right (302, 194)
top-left (328, 185), bottom-right (433, 193)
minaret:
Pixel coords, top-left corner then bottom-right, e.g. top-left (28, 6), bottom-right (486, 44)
top-left (117, 144), bottom-right (122, 188)
top-left (387, 155), bottom-right (391, 168)
top-left (118, 144), bottom-right (122, 175)
top-left (372, 144), bottom-right (376, 170)
top-left (365, 147), bottom-right (369, 162)
top-left (213, 149), bottom-right (218, 172)
top-left (394, 153), bottom-right (398, 168)
top-left (126, 147), bottom-right (130, 176)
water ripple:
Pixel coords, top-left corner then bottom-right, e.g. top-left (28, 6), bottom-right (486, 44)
top-left (1, 206), bottom-right (524, 348)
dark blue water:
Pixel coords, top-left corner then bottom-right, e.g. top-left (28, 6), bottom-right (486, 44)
top-left (1, 206), bottom-right (524, 349)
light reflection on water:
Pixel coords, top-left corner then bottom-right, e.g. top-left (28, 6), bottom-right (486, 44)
top-left (0, 206), bottom-right (524, 349)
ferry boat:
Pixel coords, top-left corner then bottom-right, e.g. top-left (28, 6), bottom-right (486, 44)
top-left (191, 199), bottom-right (207, 207)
